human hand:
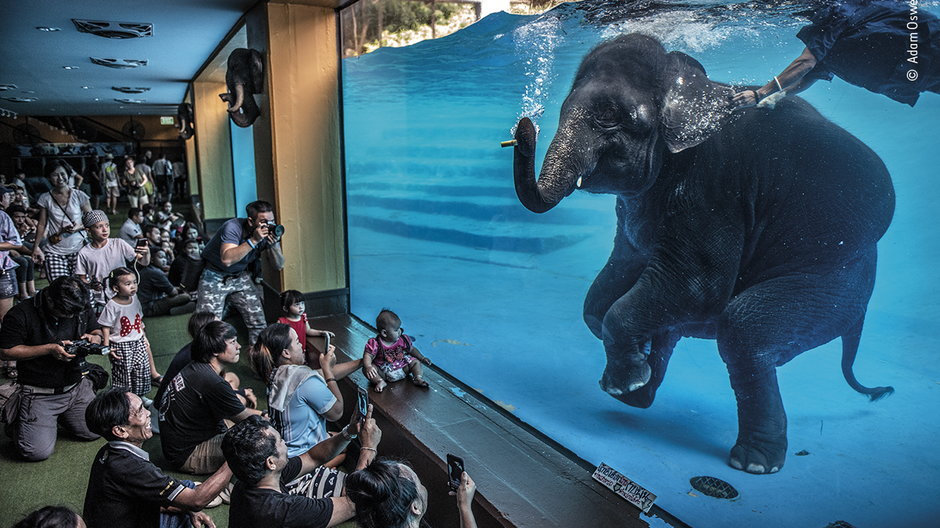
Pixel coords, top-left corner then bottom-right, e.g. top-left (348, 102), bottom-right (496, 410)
top-left (321, 330), bottom-right (335, 339)
top-left (358, 404), bottom-right (382, 450)
top-left (451, 472), bottom-right (476, 508)
top-left (320, 345), bottom-right (337, 369)
top-left (136, 245), bottom-right (150, 260)
top-left (31, 246), bottom-right (44, 264)
top-left (250, 222), bottom-right (268, 245)
top-left (364, 365), bottom-right (379, 380)
top-left (109, 346), bottom-right (120, 361)
top-left (730, 89), bottom-right (759, 109)
top-left (189, 511), bottom-right (216, 528)
top-left (243, 388), bottom-right (258, 409)
top-left (49, 342), bottom-right (76, 362)
top-left (81, 333), bottom-right (103, 345)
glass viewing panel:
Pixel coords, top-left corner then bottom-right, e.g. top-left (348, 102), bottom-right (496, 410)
top-left (341, 1), bottom-right (940, 526)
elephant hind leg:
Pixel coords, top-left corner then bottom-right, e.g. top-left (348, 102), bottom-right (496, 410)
top-left (717, 252), bottom-right (877, 474)
top-left (841, 315), bottom-right (894, 401)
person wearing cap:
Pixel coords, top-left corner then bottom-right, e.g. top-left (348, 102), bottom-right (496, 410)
top-left (101, 153), bottom-right (120, 215)
top-left (75, 209), bottom-right (150, 311)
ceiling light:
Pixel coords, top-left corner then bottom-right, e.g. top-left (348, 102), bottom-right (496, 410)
top-left (36, 26), bottom-right (61, 32)
top-left (0, 84), bottom-right (17, 91)
top-left (90, 57), bottom-right (148, 69)
top-left (63, 65), bottom-right (79, 70)
top-left (114, 98), bottom-right (146, 104)
top-left (112, 86), bottom-right (151, 94)
top-left (2, 97), bottom-right (38, 103)
top-left (82, 86), bottom-right (90, 89)
top-left (72, 19), bottom-right (153, 39)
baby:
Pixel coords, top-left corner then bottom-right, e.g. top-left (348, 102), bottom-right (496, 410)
top-left (362, 309), bottom-right (431, 392)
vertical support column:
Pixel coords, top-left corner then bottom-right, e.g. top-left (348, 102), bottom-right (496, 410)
top-left (183, 88), bottom-right (199, 209)
top-left (192, 79), bottom-right (236, 227)
top-left (246, 2), bottom-right (346, 305)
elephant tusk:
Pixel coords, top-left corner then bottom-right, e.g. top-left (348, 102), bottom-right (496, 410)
top-left (500, 139), bottom-right (517, 148)
top-left (576, 176), bottom-right (583, 189)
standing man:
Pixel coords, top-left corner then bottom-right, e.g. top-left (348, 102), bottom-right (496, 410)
top-left (172, 158), bottom-right (187, 201)
top-left (196, 200), bottom-right (284, 344)
top-left (0, 277), bottom-right (103, 461)
top-left (101, 153), bottom-right (121, 215)
top-left (152, 153), bottom-right (173, 203)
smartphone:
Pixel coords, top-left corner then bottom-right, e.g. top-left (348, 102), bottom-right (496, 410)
top-left (356, 386), bottom-right (369, 422)
top-left (135, 239), bottom-right (148, 248)
top-left (446, 454), bottom-right (465, 491)
top-left (322, 332), bottom-right (330, 355)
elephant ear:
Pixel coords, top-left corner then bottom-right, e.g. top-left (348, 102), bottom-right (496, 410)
top-left (660, 51), bottom-right (735, 153)
top-left (248, 49), bottom-right (265, 94)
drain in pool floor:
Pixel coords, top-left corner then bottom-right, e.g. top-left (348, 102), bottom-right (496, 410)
top-left (689, 476), bottom-right (739, 499)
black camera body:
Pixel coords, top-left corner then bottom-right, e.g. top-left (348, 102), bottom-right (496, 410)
top-left (65, 339), bottom-right (110, 358)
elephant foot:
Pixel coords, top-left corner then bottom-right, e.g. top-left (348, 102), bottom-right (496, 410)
top-left (599, 339), bottom-right (653, 402)
top-left (727, 433), bottom-right (787, 474)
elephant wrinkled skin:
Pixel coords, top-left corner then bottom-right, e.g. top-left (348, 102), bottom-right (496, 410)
top-left (512, 34), bottom-right (895, 474)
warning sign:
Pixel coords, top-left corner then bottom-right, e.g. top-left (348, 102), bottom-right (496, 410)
top-left (592, 463), bottom-right (657, 513)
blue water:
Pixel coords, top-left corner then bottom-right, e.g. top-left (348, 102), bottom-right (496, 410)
top-left (342, 2), bottom-right (940, 526)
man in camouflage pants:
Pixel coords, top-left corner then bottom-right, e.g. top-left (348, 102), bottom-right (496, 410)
top-left (196, 200), bottom-right (284, 344)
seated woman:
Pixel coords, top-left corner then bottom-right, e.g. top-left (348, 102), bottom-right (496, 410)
top-left (249, 323), bottom-right (355, 454)
top-left (346, 458), bottom-right (478, 528)
top-left (249, 323), bottom-right (359, 497)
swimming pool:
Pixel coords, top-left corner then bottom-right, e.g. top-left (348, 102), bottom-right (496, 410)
top-left (342, 2), bottom-right (940, 526)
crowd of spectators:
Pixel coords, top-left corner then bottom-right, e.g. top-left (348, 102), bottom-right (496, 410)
top-left (0, 181), bottom-right (480, 528)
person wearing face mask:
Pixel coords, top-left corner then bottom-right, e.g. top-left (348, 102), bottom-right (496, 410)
top-left (196, 200), bottom-right (284, 344)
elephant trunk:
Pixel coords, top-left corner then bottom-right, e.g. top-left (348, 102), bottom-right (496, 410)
top-left (513, 112), bottom-right (591, 214)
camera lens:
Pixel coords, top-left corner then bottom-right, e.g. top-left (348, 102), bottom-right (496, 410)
top-left (273, 224), bottom-right (285, 238)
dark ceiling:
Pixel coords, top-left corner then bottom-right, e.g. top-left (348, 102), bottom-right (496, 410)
top-left (0, 0), bottom-right (272, 117)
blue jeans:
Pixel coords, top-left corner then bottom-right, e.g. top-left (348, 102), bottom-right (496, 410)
top-left (160, 480), bottom-right (196, 528)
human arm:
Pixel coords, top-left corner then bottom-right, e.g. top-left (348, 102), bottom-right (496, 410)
top-left (318, 345), bottom-right (344, 422)
top-left (732, 47), bottom-right (818, 108)
top-left (408, 343), bottom-right (431, 366)
top-left (263, 239), bottom-right (285, 271)
top-left (305, 321), bottom-right (334, 339)
top-left (454, 472), bottom-right (478, 528)
top-left (171, 462), bottom-right (234, 511)
top-left (0, 342), bottom-right (74, 362)
top-left (219, 222), bottom-right (268, 267)
top-left (299, 404), bottom-right (381, 474)
top-left (362, 350), bottom-right (378, 380)
top-left (326, 496), bottom-right (356, 527)
top-left (31, 207), bottom-right (47, 261)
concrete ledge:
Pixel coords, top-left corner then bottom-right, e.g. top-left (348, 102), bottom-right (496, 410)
top-left (312, 314), bottom-right (669, 528)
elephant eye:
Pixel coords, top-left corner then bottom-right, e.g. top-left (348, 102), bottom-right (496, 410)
top-left (594, 104), bottom-right (621, 129)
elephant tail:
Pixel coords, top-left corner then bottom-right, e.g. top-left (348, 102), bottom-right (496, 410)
top-left (841, 316), bottom-right (894, 401)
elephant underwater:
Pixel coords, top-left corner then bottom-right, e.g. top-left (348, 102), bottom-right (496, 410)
top-left (511, 33), bottom-right (895, 474)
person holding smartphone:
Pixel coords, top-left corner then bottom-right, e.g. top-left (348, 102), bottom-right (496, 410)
top-left (346, 457), bottom-right (478, 528)
top-left (75, 210), bottom-right (150, 312)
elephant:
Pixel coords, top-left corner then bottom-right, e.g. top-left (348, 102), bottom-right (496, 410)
top-left (511, 34), bottom-right (895, 474)
top-left (177, 102), bottom-right (194, 139)
top-left (219, 48), bottom-right (264, 127)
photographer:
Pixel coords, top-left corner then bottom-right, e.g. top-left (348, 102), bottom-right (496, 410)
top-left (0, 276), bottom-right (103, 461)
top-left (196, 200), bottom-right (284, 344)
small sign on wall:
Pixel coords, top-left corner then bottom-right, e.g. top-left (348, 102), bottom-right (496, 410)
top-left (592, 463), bottom-right (657, 513)
top-left (160, 116), bottom-right (175, 126)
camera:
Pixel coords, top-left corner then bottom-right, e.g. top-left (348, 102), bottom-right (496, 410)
top-left (269, 223), bottom-right (285, 239)
top-left (65, 339), bottom-right (110, 358)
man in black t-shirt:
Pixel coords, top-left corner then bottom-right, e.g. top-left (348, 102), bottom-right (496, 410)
top-left (221, 408), bottom-right (382, 528)
top-left (84, 389), bottom-right (231, 528)
top-left (0, 277), bottom-right (102, 461)
top-left (158, 320), bottom-right (262, 473)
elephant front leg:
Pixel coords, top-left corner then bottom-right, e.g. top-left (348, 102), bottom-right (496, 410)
top-left (600, 329), bottom-right (679, 409)
top-left (726, 365), bottom-right (788, 474)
